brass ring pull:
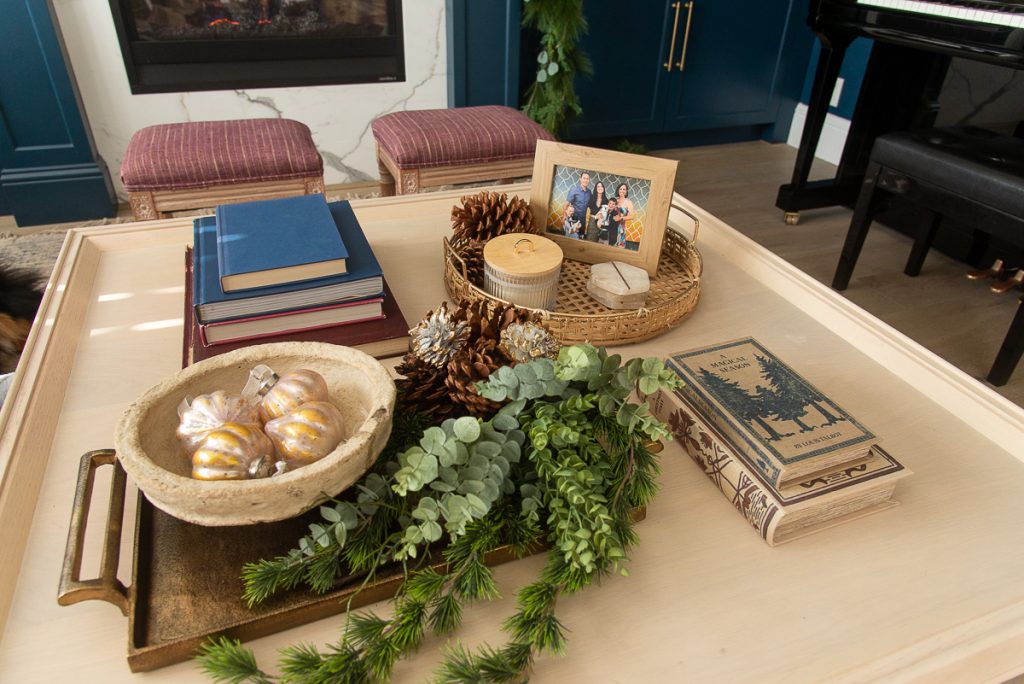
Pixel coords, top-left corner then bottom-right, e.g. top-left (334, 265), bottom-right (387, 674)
top-left (677, 1), bottom-right (695, 71)
top-left (663, 1), bottom-right (682, 72)
top-left (513, 238), bottom-right (535, 255)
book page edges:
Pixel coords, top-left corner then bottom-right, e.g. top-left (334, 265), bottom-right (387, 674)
top-left (221, 257), bottom-right (348, 292)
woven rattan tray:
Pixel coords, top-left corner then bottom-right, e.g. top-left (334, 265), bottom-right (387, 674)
top-left (444, 204), bottom-right (702, 345)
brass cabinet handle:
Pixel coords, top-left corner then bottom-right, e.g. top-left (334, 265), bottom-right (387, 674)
top-left (676, 1), bottom-right (695, 71)
top-left (663, 1), bottom-right (682, 72)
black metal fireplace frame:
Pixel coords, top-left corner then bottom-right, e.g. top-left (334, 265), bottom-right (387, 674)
top-left (108, 0), bottom-right (405, 94)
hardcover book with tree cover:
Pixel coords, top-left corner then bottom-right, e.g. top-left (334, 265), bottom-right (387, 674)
top-left (667, 338), bottom-right (879, 487)
top-left (648, 389), bottom-right (909, 546)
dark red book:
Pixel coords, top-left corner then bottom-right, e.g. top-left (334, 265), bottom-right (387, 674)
top-left (184, 248), bottom-right (410, 367)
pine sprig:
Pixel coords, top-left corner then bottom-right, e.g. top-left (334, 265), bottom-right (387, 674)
top-left (196, 637), bottom-right (274, 684)
top-left (196, 344), bottom-right (682, 684)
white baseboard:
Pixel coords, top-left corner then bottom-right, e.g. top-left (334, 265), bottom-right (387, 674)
top-left (786, 103), bottom-right (850, 166)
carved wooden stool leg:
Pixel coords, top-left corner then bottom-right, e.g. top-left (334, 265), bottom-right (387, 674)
top-left (398, 169), bottom-right (420, 195)
top-left (376, 145), bottom-right (396, 197)
top-left (304, 176), bottom-right (325, 196)
top-left (128, 191), bottom-right (158, 221)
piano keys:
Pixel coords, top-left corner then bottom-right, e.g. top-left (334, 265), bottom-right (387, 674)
top-left (776, 0), bottom-right (1024, 223)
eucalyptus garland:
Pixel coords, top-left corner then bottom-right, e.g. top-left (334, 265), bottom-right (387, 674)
top-left (521, 0), bottom-right (591, 135)
top-left (196, 344), bottom-right (680, 683)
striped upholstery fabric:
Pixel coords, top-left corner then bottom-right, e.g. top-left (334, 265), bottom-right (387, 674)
top-left (120, 119), bottom-right (323, 191)
top-left (372, 106), bottom-right (554, 169)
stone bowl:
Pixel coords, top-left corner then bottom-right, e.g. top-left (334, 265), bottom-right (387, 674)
top-left (114, 342), bottom-right (396, 526)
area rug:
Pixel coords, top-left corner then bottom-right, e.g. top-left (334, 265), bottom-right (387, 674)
top-left (0, 188), bottom-right (384, 284)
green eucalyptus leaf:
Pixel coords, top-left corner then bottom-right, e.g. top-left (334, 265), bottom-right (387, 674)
top-left (464, 493), bottom-right (488, 517)
top-left (492, 412), bottom-right (518, 431)
top-left (454, 442), bottom-right (469, 465)
top-left (501, 440), bottom-right (521, 463)
top-left (473, 441), bottom-right (502, 459)
top-left (453, 416), bottom-right (481, 442)
top-left (421, 520), bottom-right (443, 542)
top-left (333, 524), bottom-right (347, 546)
top-left (538, 49), bottom-right (549, 64)
top-left (458, 480), bottom-right (485, 496)
top-left (638, 375), bottom-right (660, 396)
top-left (537, 69), bottom-right (548, 83)
top-left (547, 61), bottom-right (560, 76)
top-left (514, 363), bottom-right (538, 384)
top-left (420, 426), bottom-right (447, 455)
top-left (320, 506), bottom-right (341, 523)
top-left (642, 357), bottom-right (662, 374)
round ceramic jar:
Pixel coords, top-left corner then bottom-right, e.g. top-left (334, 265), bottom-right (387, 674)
top-left (483, 234), bottom-right (563, 310)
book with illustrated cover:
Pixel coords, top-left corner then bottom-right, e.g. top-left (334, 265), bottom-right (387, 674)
top-left (216, 194), bottom-right (348, 292)
top-left (667, 338), bottom-right (879, 487)
top-left (648, 388), bottom-right (910, 546)
top-left (194, 201), bottom-right (383, 323)
top-left (184, 249), bottom-right (410, 366)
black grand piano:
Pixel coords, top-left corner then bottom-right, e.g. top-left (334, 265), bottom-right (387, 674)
top-left (776, 0), bottom-right (1024, 224)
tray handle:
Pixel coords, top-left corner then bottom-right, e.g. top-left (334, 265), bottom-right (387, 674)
top-left (443, 236), bottom-right (470, 280)
top-left (670, 200), bottom-right (700, 245)
top-left (57, 449), bottom-right (130, 615)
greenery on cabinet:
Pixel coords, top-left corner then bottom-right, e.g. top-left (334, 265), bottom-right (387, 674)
top-left (195, 343), bottom-right (681, 683)
top-left (521, 0), bottom-right (591, 136)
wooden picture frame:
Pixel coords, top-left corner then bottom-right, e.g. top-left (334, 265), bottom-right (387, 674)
top-left (529, 140), bottom-right (678, 275)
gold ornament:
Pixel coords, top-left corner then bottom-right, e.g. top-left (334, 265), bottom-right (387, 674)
top-left (191, 422), bottom-right (275, 481)
top-left (264, 400), bottom-right (345, 470)
top-left (258, 369), bottom-right (330, 423)
top-left (176, 391), bottom-right (260, 455)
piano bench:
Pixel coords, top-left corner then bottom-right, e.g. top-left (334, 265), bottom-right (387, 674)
top-left (831, 126), bottom-right (1024, 386)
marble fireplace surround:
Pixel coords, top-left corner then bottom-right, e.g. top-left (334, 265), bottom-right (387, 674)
top-left (50, 0), bottom-right (448, 200)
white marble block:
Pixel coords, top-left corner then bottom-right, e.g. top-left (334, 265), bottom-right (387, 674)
top-left (587, 261), bottom-right (651, 309)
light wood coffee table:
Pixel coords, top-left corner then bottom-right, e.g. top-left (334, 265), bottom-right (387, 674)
top-left (1, 185), bottom-right (1023, 682)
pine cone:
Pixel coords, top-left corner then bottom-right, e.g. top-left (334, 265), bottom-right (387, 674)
top-left (408, 301), bottom-right (470, 368)
top-left (395, 353), bottom-right (456, 421)
top-left (499, 321), bottom-right (560, 364)
top-left (455, 239), bottom-right (486, 287)
top-left (451, 191), bottom-right (538, 243)
top-left (446, 342), bottom-right (503, 418)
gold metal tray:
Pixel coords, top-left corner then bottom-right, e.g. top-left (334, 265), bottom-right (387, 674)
top-left (57, 449), bottom-right (653, 672)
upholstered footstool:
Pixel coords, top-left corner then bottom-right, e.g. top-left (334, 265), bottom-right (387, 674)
top-left (371, 106), bottom-right (554, 195)
top-left (121, 119), bottom-right (325, 220)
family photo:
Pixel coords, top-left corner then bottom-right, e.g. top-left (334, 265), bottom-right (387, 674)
top-left (544, 165), bottom-right (652, 251)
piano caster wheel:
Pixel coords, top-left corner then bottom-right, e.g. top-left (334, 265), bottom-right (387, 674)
top-left (784, 212), bottom-right (800, 225)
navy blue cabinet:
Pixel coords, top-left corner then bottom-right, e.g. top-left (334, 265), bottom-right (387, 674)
top-left (570, 0), bottom-right (813, 141)
top-left (0, 0), bottom-right (116, 226)
top-left (446, 0), bottom-right (813, 145)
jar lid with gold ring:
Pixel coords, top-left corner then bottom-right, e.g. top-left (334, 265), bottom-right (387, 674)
top-left (483, 234), bottom-right (563, 310)
top-left (483, 234), bottom-right (563, 278)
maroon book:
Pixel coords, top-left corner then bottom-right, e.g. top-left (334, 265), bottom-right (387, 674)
top-left (183, 248), bottom-right (410, 367)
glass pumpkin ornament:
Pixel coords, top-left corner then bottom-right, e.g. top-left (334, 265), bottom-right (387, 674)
top-left (191, 422), bottom-right (275, 481)
top-left (176, 390), bottom-right (260, 455)
top-left (255, 368), bottom-right (330, 424)
top-left (264, 400), bottom-right (345, 470)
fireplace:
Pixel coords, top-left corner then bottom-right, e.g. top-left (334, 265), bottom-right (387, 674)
top-left (109, 0), bottom-right (405, 94)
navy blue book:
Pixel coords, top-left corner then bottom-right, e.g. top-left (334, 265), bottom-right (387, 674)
top-left (215, 194), bottom-right (348, 292)
top-left (194, 201), bottom-right (383, 323)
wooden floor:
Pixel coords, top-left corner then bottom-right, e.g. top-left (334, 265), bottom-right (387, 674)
top-left (655, 141), bottom-right (1024, 408)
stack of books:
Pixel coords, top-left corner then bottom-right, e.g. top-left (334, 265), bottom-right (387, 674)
top-left (651, 337), bottom-right (910, 546)
top-left (184, 195), bottom-right (410, 365)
